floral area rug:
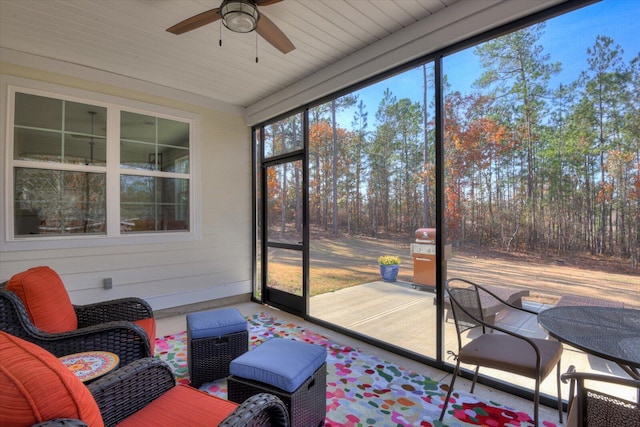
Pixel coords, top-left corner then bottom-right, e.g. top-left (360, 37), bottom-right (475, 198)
top-left (155, 313), bottom-right (557, 427)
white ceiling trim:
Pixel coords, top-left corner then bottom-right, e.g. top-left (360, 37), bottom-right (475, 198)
top-left (0, 47), bottom-right (246, 116)
top-left (246, 0), bottom-right (567, 125)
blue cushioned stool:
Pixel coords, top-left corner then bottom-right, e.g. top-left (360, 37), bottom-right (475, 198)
top-left (186, 307), bottom-right (248, 388)
top-left (228, 338), bottom-right (327, 427)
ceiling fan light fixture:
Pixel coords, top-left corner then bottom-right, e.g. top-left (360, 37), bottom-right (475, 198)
top-left (220, 0), bottom-right (259, 33)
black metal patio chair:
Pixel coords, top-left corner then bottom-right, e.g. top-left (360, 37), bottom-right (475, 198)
top-left (561, 365), bottom-right (640, 427)
top-left (439, 277), bottom-right (563, 427)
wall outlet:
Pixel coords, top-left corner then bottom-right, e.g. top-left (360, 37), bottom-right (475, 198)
top-left (103, 278), bottom-right (113, 290)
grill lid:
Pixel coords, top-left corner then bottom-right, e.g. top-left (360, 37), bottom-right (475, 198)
top-left (414, 228), bottom-right (436, 243)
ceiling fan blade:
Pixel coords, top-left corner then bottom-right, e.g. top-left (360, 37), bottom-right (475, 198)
top-left (166, 8), bottom-right (221, 35)
top-left (255, 0), bottom-right (284, 6)
top-left (256, 13), bottom-right (295, 54)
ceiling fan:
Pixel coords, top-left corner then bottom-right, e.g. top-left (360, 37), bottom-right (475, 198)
top-left (166, 0), bottom-right (295, 54)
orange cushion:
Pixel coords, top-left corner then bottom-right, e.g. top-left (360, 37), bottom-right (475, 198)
top-left (116, 384), bottom-right (238, 426)
top-left (0, 331), bottom-right (104, 427)
top-left (133, 317), bottom-right (156, 355)
top-left (6, 266), bottom-right (78, 333)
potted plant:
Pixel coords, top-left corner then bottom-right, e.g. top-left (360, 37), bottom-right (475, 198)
top-left (378, 255), bottom-right (400, 282)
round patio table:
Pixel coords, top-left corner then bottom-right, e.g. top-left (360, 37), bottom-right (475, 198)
top-left (538, 306), bottom-right (640, 380)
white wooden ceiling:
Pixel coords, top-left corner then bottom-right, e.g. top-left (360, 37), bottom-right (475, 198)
top-left (0, 0), bottom-right (566, 112)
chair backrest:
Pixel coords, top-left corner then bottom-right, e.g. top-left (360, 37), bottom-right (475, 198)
top-left (563, 368), bottom-right (640, 427)
top-left (5, 266), bottom-right (78, 333)
top-left (445, 280), bottom-right (485, 333)
top-left (0, 331), bottom-right (104, 427)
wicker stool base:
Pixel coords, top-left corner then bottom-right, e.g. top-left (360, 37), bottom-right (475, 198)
top-left (228, 361), bottom-right (326, 427)
top-left (188, 329), bottom-right (248, 388)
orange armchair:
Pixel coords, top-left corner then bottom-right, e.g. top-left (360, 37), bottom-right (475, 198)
top-left (1, 266), bottom-right (155, 366)
top-left (0, 331), bottom-right (289, 427)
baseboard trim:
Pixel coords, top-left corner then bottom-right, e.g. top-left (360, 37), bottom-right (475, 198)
top-left (154, 293), bottom-right (252, 319)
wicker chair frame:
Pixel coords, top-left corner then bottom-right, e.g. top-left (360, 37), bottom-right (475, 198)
top-left (0, 281), bottom-right (153, 366)
top-left (31, 357), bottom-right (290, 427)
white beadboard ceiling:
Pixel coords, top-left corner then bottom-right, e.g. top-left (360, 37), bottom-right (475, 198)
top-left (0, 0), bottom-right (568, 116)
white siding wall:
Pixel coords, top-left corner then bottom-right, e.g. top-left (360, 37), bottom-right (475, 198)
top-left (0, 62), bottom-right (252, 310)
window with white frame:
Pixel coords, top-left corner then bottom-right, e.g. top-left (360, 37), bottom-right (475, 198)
top-left (8, 87), bottom-right (193, 242)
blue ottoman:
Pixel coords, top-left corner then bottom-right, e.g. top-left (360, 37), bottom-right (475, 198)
top-left (186, 307), bottom-right (248, 387)
top-left (228, 338), bottom-right (327, 427)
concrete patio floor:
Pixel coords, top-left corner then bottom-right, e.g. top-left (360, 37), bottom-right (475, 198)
top-left (309, 280), bottom-right (637, 403)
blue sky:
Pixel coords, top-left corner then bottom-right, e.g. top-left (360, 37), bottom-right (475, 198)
top-left (337, 0), bottom-right (639, 128)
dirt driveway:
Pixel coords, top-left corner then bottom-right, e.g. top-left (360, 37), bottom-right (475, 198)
top-left (308, 235), bottom-right (640, 309)
top-left (447, 249), bottom-right (639, 308)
